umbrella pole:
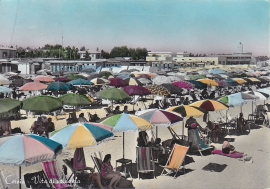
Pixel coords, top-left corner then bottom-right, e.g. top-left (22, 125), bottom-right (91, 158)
top-left (122, 132), bottom-right (125, 160)
top-left (19, 165), bottom-right (21, 189)
top-left (182, 118), bottom-right (185, 140)
top-left (252, 101), bottom-right (253, 115)
top-left (156, 126), bottom-right (158, 138)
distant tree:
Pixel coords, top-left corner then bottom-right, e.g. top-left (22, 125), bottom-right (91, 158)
top-left (85, 50), bottom-right (90, 60)
top-left (80, 46), bottom-right (86, 51)
top-left (110, 46), bottom-right (129, 58)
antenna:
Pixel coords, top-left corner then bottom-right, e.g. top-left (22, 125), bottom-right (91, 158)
top-left (62, 29), bottom-right (63, 48)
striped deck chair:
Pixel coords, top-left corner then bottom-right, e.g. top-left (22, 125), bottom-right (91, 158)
top-left (161, 144), bottom-right (189, 178)
top-left (136, 147), bottom-right (155, 179)
top-left (43, 161), bottom-right (72, 189)
top-left (193, 129), bottom-right (213, 156)
top-left (0, 170), bottom-right (8, 189)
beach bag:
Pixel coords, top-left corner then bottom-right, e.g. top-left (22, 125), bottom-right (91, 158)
top-left (191, 123), bottom-right (197, 129)
top-left (73, 148), bottom-right (86, 170)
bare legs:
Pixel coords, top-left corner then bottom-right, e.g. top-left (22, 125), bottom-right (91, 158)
top-left (91, 173), bottom-right (104, 189)
top-left (104, 173), bottom-right (121, 189)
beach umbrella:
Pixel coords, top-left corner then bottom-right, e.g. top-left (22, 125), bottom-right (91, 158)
top-left (166, 105), bottom-right (205, 138)
top-left (0, 77), bottom-right (11, 85)
top-left (257, 77), bottom-right (269, 83)
top-left (145, 85), bottom-right (170, 96)
top-left (173, 81), bottom-right (194, 90)
top-left (124, 78), bottom-right (142, 86)
top-left (217, 80), bottom-right (231, 87)
top-left (20, 81), bottom-right (48, 91)
top-left (197, 78), bottom-right (219, 87)
top-left (0, 134), bottom-right (62, 189)
top-left (67, 74), bottom-right (86, 80)
top-left (54, 77), bottom-right (71, 82)
top-left (257, 88), bottom-right (270, 96)
top-left (167, 76), bottom-right (181, 82)
top-left (10, 78), bottom-right (32, 87)
top-left (160, 83), bottom-right (183, 95)
top-left (68, 78), bottom-right (93, 86)
top-left (231, 78), bottom-right (247, 85)
top-left (50, 122), bottom-right (114, 150)
top-left (225, 79), bottom-right (239, 86)
top-left (245, 78), bottom-right (261, 83)
top-left (152, 75), bottom-right (171, 85)
top-left (91, 78), bottom-right (109, 85)
top-left (136, 73), bottom-right (151, 79)
top-left (0, 86), bottom-right (12, 93)
top-left (218, 74), bottom-right (229, 79)
top-left (101, 113), bottom-right (154, 159)
top-left (189, 75), bottom-right (206, 80)
top-left (22, 96), bottom-right (63, 113)
top-left (190, 99), bottom-right (229, 111)
top-left (137, 78), bottom-right (152, 85)
top-left (244, 91), bottom-right (267, 101)
top-left (135, 109), bottom-right (183, 137)
top-left (188, 80), bottom-right (207, 89)
top-left (0, 98), bottom-right (21, 118)
top-left (58, 93), bottom-right (92, 106)
top-left (122, 86), bottom-right (151, 96)
top-left (98, 88), bottom-right (130, 102)
top-left (33, 76), bottom-right (54, 83)
top-left (109, 78), bottom-right (127, 87)
top-left (47, 81), bottom-right (73, 91)
top-left (208, 68), bottom-right (226, 74)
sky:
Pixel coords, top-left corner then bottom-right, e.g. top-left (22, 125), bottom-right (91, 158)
top-left (0, 0), bottom-right (269, 56)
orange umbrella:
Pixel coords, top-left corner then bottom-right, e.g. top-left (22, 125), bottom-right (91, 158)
top-left (20, 81), bottom-right (48, 91)
top-left (197, 78), bottom-right (219, 86)
top-left (33, 76), bottom-right (55, 83)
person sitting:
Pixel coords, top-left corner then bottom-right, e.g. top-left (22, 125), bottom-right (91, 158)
top-left (91, 113), bottom-right (100, 122)
top-left (0, 117), bottom-right (12, 136)
top-left (201, 88), bottom-right (208, 99)
top-left (78, 113), bottom-right (88, 123)
top-left (222, 141), bottom-right (244, 154)
top-left (260, 109), bottom-right (269, 126)
top-left (209, 91), bottom-right (215, 99)
top-left (45, 117), bottom-right (55, 137)
top-left (101, 154), bottom-right (121, 189)
top-left (113, 106), bottom-right (122, 114)
top-left (183, 97), bottom-right (190, 105)
top-left (237, 113), bottom-right (249, 134)
top-left (30, 117), bottom-right (47, 135)
top-left (122, 106), bottom-right (129, 114)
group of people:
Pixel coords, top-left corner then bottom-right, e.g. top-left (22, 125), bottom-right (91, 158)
top-left (30, 116), bottom-right (55, 137)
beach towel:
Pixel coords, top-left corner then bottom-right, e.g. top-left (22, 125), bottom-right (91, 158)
top-left (202, 163), bottom-right (227, 172)
top-left (73, 148), bottom-right (86, 170)
top-left (212, 149), bottom-right (244, 158)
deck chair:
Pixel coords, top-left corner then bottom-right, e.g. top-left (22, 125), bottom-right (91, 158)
top-left (24, 170), bottom-right (52, 189)
top-left (219, 111), bottom-right (237, 135)
top-left (91, 152), bottom-right (110, 186)
top-left (63, 158), bottom-right (93, 187)
top-left (43, 160), bottom-right (72, 189)
top-left (161, 144), bottom-right (189, 178)
top-left (191, 129), bottom-right (213, 156)
top-left (0, 170), bottom-right (8, 189)
top-left (254, 105), bottom-right (265, 124)
top-left (136, 147), bottom-right (155, 179)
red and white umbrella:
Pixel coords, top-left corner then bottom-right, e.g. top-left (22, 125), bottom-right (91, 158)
top-left (20, 81), bottom-right (48, 91)
top-left (33, 76), bottom-right (54, 83)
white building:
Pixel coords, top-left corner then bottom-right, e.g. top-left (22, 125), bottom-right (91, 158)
top-left (0, 47), bottom-right (17, 59)
top-left (78, 50), bottom-right (101, 60)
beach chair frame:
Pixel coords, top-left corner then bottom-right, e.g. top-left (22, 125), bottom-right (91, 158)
top-left (0, 170), bottom-right (8, 189)
top-left (161, 144), bottom-right (189, 179)
top-left (136, 147), bottom-right (156, 179)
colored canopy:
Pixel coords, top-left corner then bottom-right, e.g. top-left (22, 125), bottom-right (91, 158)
top-left (122, 86), bottom-right (150, 96)
top-left (0, 134), bottom-right (62, 166)
top-left (109, 78), bottom-right (127, 87)
top-left (145, 85), bottom-right (170, 96)
top-left (190, 100), bottom-right (228, 111)
top-left (33, 76), bottom-right (54, 83)
top-left (173, 81), bottom-right (194, 90)
top-left (68, 78), bottom-right (93, 86)
top-left (0, 98), bottom-right (21, 118)
top-left (47, 81), bottom-right (73, 91)
top-left (22, 96), bottom-right (63, 113)
top-left (91, 78), bottom-right (109, 85)
top-left (50, 122), bottom-right (114, 150)
top-left (101, 113), bottom-right (154, 132)
top-left (160, 83), bottom-right (183, 95)
top-left (197, 78), bottom-right (219, 86)
top-left (219, 92), bottom-right (258, 107)
top-left (166, 105), bottom-right (206, 117)
top-left (0, 86), bottom-right (12, 93)
top-left (98, 88), bottom-right (130, 101)
top-left (135, 109), bottom-right (183, 127)
top-left (124, 78), bottom-right (143, 86)
top-left (58, 93), bottom-right (92, 106)
top-left (20, 81), bottom-right (48, 91)
top-left (188, 80), bottom-right (207, 89)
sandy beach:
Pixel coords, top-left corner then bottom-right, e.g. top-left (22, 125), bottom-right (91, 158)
top-left (1, 98), bottom-right (270, 189)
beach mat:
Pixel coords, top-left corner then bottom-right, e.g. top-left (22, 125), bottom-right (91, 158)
top-left (212, 149), bottom-right (244, 158)
top-left (202, 163), bottom-right (227, 172)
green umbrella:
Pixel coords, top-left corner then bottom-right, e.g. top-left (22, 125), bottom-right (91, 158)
top-left (0, 98), bottom-right (22, 118)
top-left (58, 93), bottom-right (91, 106)
top-left (98, 88), bottom-right (130, 101)
top-left (22, 96), bottom-right (63, 113)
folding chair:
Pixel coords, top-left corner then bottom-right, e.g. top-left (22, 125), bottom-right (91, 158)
top-left (161, 144), bottom-right (189, 178)
top-left (136, 147), bottom-right (155, 179)
top-left (24, 170), bottom-right (52, 189)
top-left (43, 160), bottom-right (72, 189)
top-left (191, 129), bottom-right (213, 156)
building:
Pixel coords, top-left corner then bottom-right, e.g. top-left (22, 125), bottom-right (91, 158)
top-left (0, 59), bottom-right (19, 73)
top-left (146, 51), bottom-right (256, 69)
top-left (78, 50), bottom-right (101, 60)
top-left (0, 47), bottom-right (17, 59)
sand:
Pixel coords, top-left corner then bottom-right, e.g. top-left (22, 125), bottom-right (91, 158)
top-left (1, 98), bottom-right (270, 189)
